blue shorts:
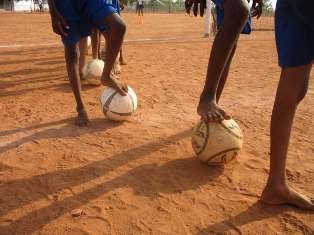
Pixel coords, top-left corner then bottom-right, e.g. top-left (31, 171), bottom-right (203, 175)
top-left (56, 0), bottom-right (119, 45)
top-left (275, 0), bottom-right (314, 68)
top-left (213, 0), bottom-right (252, 34)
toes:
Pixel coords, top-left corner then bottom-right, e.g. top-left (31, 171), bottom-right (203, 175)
top-left (215, 111), bottom-right (224, 122)
top-left (207, 113), bottom-right (215, 122)
top-left (200, 114), bottom-right (207, 122)
top-left (213, 113), bottom-right (220, 122)
top-left (209, 112), bottom-right (221, 122)
top-left (220, 109), bottom-right (231, 120)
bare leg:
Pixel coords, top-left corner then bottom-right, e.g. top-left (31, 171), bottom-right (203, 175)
top-left (119, 47), bottom-right (127, 65)
top-left (100, 13), bottom-right (128, 95)
top-left (91, 28), bottom-right (100, 60)
top-left (139, 9), bottom-right (144, 24)
top-left (261, 64), bottom-right (314, 210)
top-left (197, 0), bottom-right (249, 122)
top-left (141, 10), bottom-right (144, 24)
top-left (64, 44), bottom-right (89, 126)
top-left (78, 38), bottom-right (88, 80)
top-left (216, 45), bottom-right (237, 102)
top-left (97, 31), bottom-right (101, 59)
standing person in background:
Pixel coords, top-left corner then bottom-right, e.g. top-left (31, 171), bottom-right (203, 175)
top-left (38, 0), bottom-right (44, 12)
top-left (137, 0), bottom-right (144, 24)
top-left (203, 0), bottom-right (211, 38)
top-left (210, 3), bottom-right (217, 36)
top-left (136, 0), bottom-right (139, 15)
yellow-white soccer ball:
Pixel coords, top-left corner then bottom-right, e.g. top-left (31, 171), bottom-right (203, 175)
top-left (192, 119), bottom-right (243, 165)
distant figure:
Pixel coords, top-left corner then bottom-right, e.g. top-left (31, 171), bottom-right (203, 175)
top-left (38, 0), bottom-right (44, 12)
top-left (210, 3), bottom-right (217, 36)
top-left (136, 1), bottom-right (139, 14)
top-left (137, 0), bottom-right (144, 24)
top-left (203, 0), bottom-right (211, 37)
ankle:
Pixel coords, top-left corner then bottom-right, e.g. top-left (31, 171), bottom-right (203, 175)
top-left (199, 94), bottom-right (216, 104)
top-left (76, 105), bottom-right (86, 113)
top-left (264, 179), bottom-right (289, 193)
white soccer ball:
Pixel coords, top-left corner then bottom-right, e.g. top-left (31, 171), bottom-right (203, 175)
top-left (82, 59), bottom-right (104, 86)
top-left (100, 86), bottom-right (137, 121)
top-left (191, 119), bottom-right (243, 165)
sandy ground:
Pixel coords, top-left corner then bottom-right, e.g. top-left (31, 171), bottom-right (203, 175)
top-left (0, 12), bottom-right (313, 235)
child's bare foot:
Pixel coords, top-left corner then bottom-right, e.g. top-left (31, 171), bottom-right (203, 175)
top-left (197, 98), bottom-right (230, 122)
top-left (101, 74), bottom-right (128, 96)
top-left (261, 183), bottom-right (314, 210)
top-left (76, 109), bottom-right (90, 126)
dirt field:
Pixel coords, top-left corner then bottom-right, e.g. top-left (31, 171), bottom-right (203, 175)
top-left (0, 12), bottom-right (313, 235)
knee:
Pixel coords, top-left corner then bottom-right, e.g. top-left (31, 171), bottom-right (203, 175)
top-left (113, 19), bottom-right (126, 38)
top-left (225, 0), bottom-right (249, 28)
top-left (279, 67), bottom-right (311, 105)
top-left (276, 84), bottom-right (308, 108)
top-left (296, 85), bottom-right (308, 103)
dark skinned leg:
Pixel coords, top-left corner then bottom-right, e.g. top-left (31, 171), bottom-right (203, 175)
top-left (99, 13), bottom-right (128, 95)
top-left (98, 31), bottom-right (101, 59)
top-left (91, 28), bottom-right (100, 60)
top-left (197, 0), bottom-right (249, 122)
top-left (216, 44), bottom-right (237, 103)
top-left (64, 43), bottom-right (89, 126)
top-left (119, 47), bottom-right (127, 65)
top-left (261, 64), bottom-right (314, 210)
top-left (78, 38), bottom-right (88, 80)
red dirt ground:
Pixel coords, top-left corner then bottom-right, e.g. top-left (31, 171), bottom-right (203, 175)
top-left (0, 13), bottom-right (313, 235)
